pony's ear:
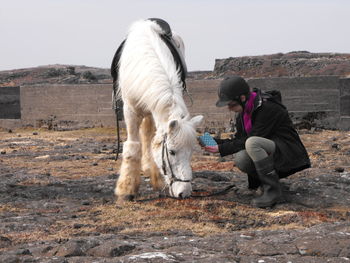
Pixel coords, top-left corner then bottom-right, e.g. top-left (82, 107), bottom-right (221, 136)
top-left (168, 119), bottom-right (179, 133)
top-left (190, 115), bottom-right (204, 128)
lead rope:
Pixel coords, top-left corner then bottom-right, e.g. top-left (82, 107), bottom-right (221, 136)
top-left (190, 183), bottom-right (236, 198)
top-left (136, 183), bottom-right (236, 203)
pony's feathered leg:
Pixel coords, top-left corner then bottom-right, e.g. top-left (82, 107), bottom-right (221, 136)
top-left (115, 104), bottom-right (142, 202)
top-left (140, 115), bottom-right (164, 191)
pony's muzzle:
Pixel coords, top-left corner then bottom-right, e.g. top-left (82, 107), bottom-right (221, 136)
top-left (169, 181), bottom-right (192, 199)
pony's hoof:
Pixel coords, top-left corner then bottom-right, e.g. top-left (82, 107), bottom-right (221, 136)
top-left (116, 194), bottom-right (135, 204)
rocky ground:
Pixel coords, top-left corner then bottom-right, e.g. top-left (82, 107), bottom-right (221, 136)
top-left (0, 128), bottom-right (350, 262)
top-left (0, 65), bottom-right (111, 87)
top-left (214, 51), bottom-right (350, 78)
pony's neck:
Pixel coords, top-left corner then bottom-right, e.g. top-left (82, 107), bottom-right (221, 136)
top-left (153, 100), bottom-right (188, 132)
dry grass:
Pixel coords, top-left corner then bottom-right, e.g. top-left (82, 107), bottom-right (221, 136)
top-left (92, 199), bottom-right (235, 236)
top-left (0, 128), bottom-right (123, 180)
top-left (86, 198), bottom-right (342, 237)
top-left (0, 204), bottom-right (27, 213)
top-left (0, 128), bottom-right (349, 244)
top-left (301, 130), bottom-right (350, 170)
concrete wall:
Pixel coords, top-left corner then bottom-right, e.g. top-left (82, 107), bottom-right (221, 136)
top-left (0, 86), bottom-right (21, 119)
top-left (0, 76), bottom-right (349, 130)
top-left (247, 76), bottom-right (342, 129)
top-left (0, 84), bottom-right (116, 130)
top-left (188, 76), bottom-right (350, 131)
top-left (186, 79), bottom-right (234, 133)
top-left (339, 78), bottom-right (350, 129)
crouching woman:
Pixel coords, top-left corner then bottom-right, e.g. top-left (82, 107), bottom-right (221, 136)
top-left (205, 76), bottom-right (311, 208)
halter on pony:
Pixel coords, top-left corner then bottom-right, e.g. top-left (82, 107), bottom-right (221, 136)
top-left (161, 133), bottom-right (191, 185)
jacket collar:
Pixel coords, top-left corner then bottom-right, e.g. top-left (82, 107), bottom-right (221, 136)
top-left (252, 88), bottom-right (263, 110)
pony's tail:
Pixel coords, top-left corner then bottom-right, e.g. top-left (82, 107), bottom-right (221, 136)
top-left (111, 40), bottom-right (126, 160)
top-left (111, 39), bottom-right (126, 106)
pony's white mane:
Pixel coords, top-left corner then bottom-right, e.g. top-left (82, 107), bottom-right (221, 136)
top-left (118, 19), bottom-right (188, 117)
top-left (172, 119), bottom-right (197, 148)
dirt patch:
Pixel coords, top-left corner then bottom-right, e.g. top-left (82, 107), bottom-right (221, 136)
top-left (0, 128), bottom-right (350, 262)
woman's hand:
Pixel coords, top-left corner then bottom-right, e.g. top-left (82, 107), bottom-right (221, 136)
top-left (204, 145), bottom-right (219, 153)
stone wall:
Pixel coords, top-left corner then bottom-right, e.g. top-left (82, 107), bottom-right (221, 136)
top-left (0, 76), bottom-right (349, 131)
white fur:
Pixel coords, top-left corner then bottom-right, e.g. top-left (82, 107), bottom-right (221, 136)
top-left (116, 19), bottom-right (203, 199)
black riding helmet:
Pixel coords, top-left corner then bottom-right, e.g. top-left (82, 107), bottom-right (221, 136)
top-left (216, 76), bottom-right (250, 107)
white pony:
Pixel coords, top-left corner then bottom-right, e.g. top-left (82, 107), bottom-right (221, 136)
top-left (111, 19), bottom-right (203, 202)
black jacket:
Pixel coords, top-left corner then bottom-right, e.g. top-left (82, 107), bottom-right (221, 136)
top-left (217, 89), bottom-right (310, 178)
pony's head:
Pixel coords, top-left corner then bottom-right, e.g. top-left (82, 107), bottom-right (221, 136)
top-left (152, 115), bottom-right (203, 198)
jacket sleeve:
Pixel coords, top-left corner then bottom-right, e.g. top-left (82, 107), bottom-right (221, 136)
top-left (217, 115), bottom-right (247, 157)
top-left (218, 137), bottom-right (246, 156)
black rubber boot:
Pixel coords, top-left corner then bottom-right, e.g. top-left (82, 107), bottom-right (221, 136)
top-left (251, 155), bottom-right (282, 208)
top-left (247, 172), bottom-right (261, 190)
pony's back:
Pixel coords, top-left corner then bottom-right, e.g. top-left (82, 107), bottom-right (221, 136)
top-left (118, 20), bottom-right (185, 113)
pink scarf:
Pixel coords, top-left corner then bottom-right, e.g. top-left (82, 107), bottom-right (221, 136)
top-left (243, 92), bottom-right (257, 134)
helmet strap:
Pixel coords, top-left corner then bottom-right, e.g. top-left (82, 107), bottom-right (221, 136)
top-left (238, 93), bottom-right (250, 108)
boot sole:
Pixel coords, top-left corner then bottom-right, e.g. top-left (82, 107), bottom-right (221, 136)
top-left (251, 196), bottom-right (285, 208)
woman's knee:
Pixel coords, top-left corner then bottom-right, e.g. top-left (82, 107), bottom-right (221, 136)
top-left (246, 136), bottom-right (275, 154)
top-left (245, 136), bottom-right (276, 162)
top-left (245, 136), bottom-right (260, 152)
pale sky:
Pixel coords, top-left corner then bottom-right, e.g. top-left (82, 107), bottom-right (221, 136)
top-left (1, 0), bottom-right (349, 71)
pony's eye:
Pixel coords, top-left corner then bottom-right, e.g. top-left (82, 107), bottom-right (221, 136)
top-left (169, 150), bottom-right (176, 156)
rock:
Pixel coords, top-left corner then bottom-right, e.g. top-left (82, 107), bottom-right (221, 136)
top-left (87, 240), bottom-right (135, 257)
top-left (127, 252), bottom-right (179, 262)
top-left (0, 236), bottom-right (12, 248)
top-left (218, 157), bottom-right (227, 162)
top-left (0, 255), bottom-right (19, 263)
top-left (295, 236), bottom-right (343, 257)
top-left (238, 240), bottom-right (282, 256)
top-left (74, 155), bottom-right (87, 160)
top-left (35, 155), bottom-right (50, 160)
top-left (56, 241), bottom-right (85, 257)
top-left (15, 248), bottom-right (31, 255)
top-left (73, 223), bottom-right (85, 229)
top-left (313, 150), bottom-right (323, 156)
top-left (335, 167), bottom-right (345, 173)
top-left (331, 143), bottom-right (340, 150)
top-left (108, 173), bottom-right (119, 179)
